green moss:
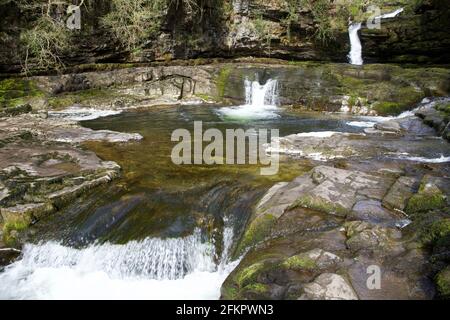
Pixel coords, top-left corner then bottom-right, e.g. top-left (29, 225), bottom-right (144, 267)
top-left (48, 88), bottom-right (118, 110)
top-left (237, 262), bottom-right (265, 288)
top-left (420, 218), bottom-right (450, 247)
top-left (436, 103), bottom-right (450, 121)
top-left (216, 66), bottom-right (232, 98)
top-left (290, 195), bottom-right (349, 217)
top-left (236, 214), bottom-right (276, 255)
top-left (195, 93), bottom-right (216, 102)
top-left (373, 102), bottom-right (405, 116)
top-left (242, 283), bottom-right (269, 294)
top-left (282, 254), bottom-right (316, 271)
top-left (0, 78), bottom-right (44, 108)
top-left (435, 266), bottom-right (450, 299)
top-left (2, 218), bottom-right (31, 246)
top-left (221, 285), bottom-right (238, 300)
top-left (406, 190), bottom-right (446, 215)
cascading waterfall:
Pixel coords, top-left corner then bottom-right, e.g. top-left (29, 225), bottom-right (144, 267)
top-left (348, 8), bottom-right (404, 66)
top-left (0, 227), bottom-right (238, 299)
top-left (348, 22), bottom-right (363, 66)
top-left (376, 8), bottom-right (404, 19)
top-left (218, 77), bottom-right (279, 119)
top-left (244, 78), bottom-right (279, 107)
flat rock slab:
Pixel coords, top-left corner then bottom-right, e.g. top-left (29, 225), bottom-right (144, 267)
top-left (382, 176), bottom-right (419, 211)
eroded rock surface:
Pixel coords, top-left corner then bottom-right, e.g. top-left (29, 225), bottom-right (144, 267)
top-left (223, 107), bottom-right (450, 300)
top-left (0, 110), bottom-right (141, 247)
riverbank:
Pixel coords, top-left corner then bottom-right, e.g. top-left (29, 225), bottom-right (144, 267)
top-left (222, 99), bottom-right (450, 300)
top-left (0, 61), bottom-right (449, 300)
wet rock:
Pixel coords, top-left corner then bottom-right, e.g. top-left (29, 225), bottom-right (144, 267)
top-left (300, 273), bottom-right (358, 300)
top-left (0, 104), bottom-right (32, 117)
top-left (346, 252), bottom-right (434, 300)
top-left (1, 203), bottom-right (54, 225)
top-left (348, 200), bottom-right (398, 226)
top-left (47, 127), bottom-right (143, 144)
top-left (406, 175), bottom-right (449, 215)
top-left (436, 266), bottom-right (450, 299)
top-left (0, 247), bottom-right (21, 269)
top-left (283, 249), bottom-right (343, 272)
top-left (374, 120), bottom-right (402, 134)
top-left (345, 221), bottom-right (403, 256)
top-left (0, 136), bottom-right (122, 245)
top-left (237, 166), bottom-right (396, 254)
top-left (383, 176), bottom-right (419, 212)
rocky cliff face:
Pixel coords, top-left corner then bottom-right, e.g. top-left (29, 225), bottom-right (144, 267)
top-left (1, 0), bottom-right (449, 74)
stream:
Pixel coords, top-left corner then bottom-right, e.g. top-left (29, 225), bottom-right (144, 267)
top-left (0, 78), bottom-right (447, 299)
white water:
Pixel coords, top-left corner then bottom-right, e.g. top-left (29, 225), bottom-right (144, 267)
top-left (49, 107), bottom-right (122, 121)
top-left (395, 154), bottom-right (450, 163)
top-left (376, 8), bottom-right (404, 19)
top-left (346, 121), bottom-right (376, 128)
top-left (218, 78), bottom-right (279, 119)
top-left (348, 8), bottom-right (404, 65)
top-left (0, 228), bottom-right (239, 300)
top-left (348, 23), bottom-right (363, 66)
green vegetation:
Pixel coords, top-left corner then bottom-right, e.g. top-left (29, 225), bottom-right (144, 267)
top-left (236, 214), bottom-right (276, 255)
top-left (237, 262), bottom-right (265, 287)
top-left (0, 78), bottom-right (45, 108)
top-left (253, 14), bottom-right (275, 53)
top-left (242, 283), bottom-right (269, 294)
top-left (436, 266), bottom-right (450, 299)
top-left (101, 0), bottom-right (168, 50)
top-left (2, 218), bottom-right (31, 246)
top-left (10, 0), bottom-right (76, 73)
top-left (406, 183), bottom-right (447, 215)
top-left (282, 254), bottom-right (316, 270)
top-left (373, 102), bottom-right (404, 116)
top-left (290, 195), bottom-right (349, 217)
top-left (216, 66), bottom-right (232, 98)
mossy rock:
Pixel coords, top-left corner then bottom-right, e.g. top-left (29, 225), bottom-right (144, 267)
top-left (0, 78), bottom-right (45, 108)
top-left (373, 102), bottom-right (405, 116)
top-left (290, 195), bottom-right (349, 217)
top-left (235, 213), bottom-right (277, 255)
top-left (237, 262), bottom-right (266, 288)
top-left (240, 283), bottom-right (270, 299)
top-left (2, 217), bottom-right (31, 247)
top-left (406, 187), bottom-right (447, 215)
top-left (216, 66), bottom-right (232, 99)
top-left (435, 266), bottom-right (450, 299)
top-left (282, 254), bottom-right (317, 271)
top-left (421, 218), bottom-right (450, 248)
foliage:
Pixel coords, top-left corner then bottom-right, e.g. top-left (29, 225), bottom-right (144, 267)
top-left (11, 0), bottom-right (82, 73)
top-left (253, 14), bottom-right (275, 54)
top-left (101, 0), bottom-right (168, 50)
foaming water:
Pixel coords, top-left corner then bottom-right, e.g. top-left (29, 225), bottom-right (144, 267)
top-left (376, 8), bottom-right (404, 19)
top-left (49, 107), bottom-right (122, 121)
top-left (346, 121), bottom-right (375, 128)
top-left (348, 23), bottom-right (363, 66)
top-left (395, 154), bottom-right (450, 163)
top-left (218, 78), bottom-right (279, 119)
top-left (348, 8), bottom-right (403, 66)
top-left (0, 228), bottom-right (239, 300)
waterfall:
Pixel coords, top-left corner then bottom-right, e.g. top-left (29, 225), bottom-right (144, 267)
top-left (348, 23), bottom-right (363, 66)
top-left (244, 78), bottom-right (279, 107)
top-left (348, 8), bottom-right (404, 66)
top-left (218, 77), bottom-right (280, 119)
top-left (0, 227), bottom-right (238, 299)
top-left (376, 8), bottom-right (404, 19)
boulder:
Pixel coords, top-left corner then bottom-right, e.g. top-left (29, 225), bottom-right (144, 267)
top-left (300, 273), bottom-right (358, 300)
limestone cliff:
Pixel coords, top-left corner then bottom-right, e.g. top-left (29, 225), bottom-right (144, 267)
top-left (1, 0), bottom-right (449, 74)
